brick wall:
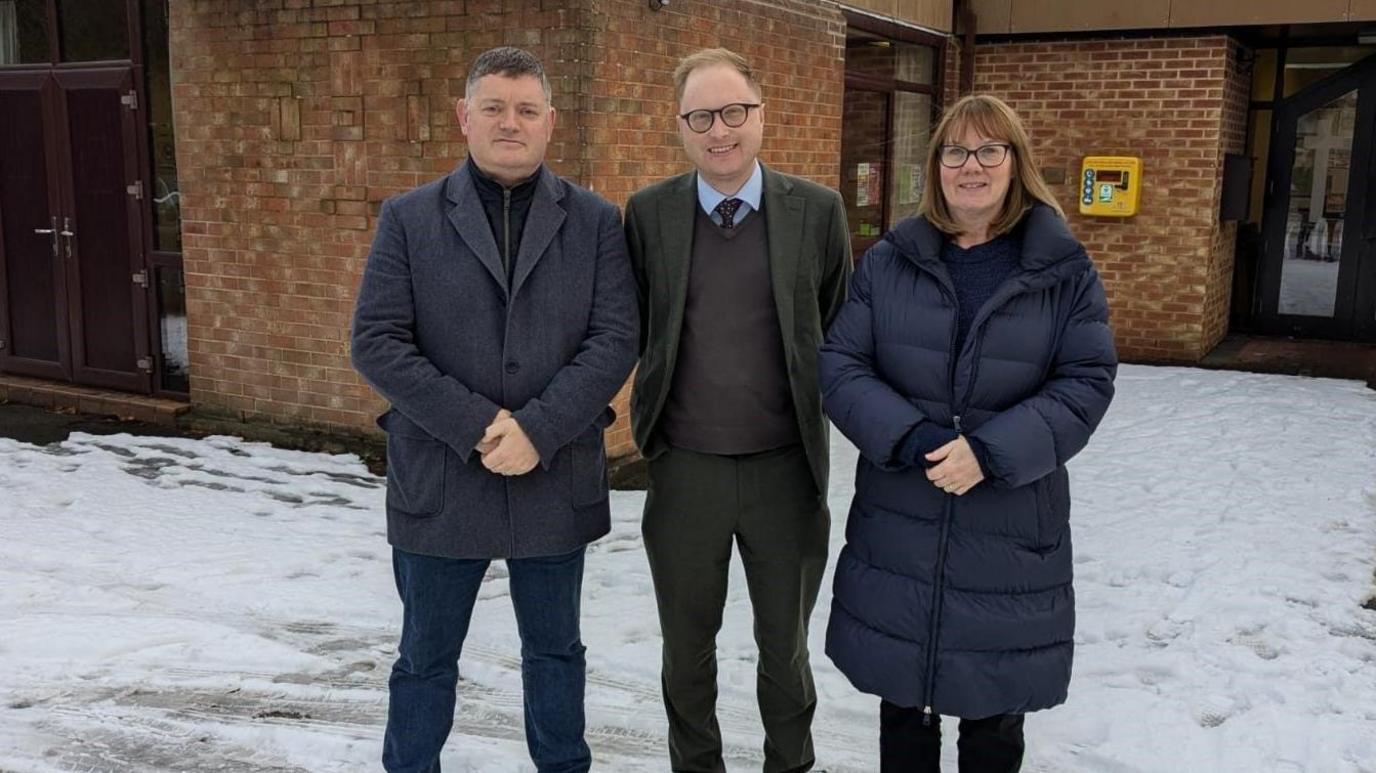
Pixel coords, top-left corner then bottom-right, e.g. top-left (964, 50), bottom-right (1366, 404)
top-left (967, 35), bottom-right (1248, 361)
top-left (1204, 37), bottom-right (1251, 353)
top-left (171, 0), bottom-right (845, 458)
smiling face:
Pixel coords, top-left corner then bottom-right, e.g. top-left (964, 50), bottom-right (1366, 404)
top-left (939, 125), bottom-right (1015, 235)
top-left (677, 64), bottom-right (764, 194)
top-left (457, 74), bottom-right (556, 187)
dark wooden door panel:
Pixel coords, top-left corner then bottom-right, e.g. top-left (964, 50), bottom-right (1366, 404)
top-left (0, 71), bottom-right (69, 379)
top-left (53, 67), bottom-right (149, 392)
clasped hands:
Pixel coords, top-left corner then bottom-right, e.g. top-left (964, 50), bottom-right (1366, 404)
top-left (924, 435), bottom-right (985, 497)
top-left (475, 408), bottom-right (540, 477)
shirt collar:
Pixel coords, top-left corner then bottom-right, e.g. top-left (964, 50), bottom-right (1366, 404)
top-left (696, 161), bottom-right (763, 218)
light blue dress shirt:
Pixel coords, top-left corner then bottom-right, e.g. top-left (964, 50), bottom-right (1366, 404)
top-left (697, 162), bottom-right (763, 226)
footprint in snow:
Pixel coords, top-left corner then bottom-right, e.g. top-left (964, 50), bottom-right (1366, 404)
top-left (1134, 663), bottom-right (1175, 686)
top-left (1193, 693), bottom-right (1245, 728)
top-left (1144, 617), bottom-right (1193, 647)
top-left (1228, 628), bottom-right (1282, 660)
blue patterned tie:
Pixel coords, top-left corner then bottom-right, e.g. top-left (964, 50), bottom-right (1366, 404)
top-left (713, 197), bottom-right (743, 229)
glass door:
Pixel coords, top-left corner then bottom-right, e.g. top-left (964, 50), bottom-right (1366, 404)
top-left (1258, 54), bottom-right (1376, 341)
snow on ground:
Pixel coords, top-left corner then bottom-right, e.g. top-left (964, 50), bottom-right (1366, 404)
top-left (2, 364), bottom-right (1375, 772)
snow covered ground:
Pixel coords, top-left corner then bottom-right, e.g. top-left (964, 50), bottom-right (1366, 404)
top-left (2, 364), bottom-right (1375, 772)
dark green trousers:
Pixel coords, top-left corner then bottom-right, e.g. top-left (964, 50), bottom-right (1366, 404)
top-left (642, 444), bottom-right (830, 773)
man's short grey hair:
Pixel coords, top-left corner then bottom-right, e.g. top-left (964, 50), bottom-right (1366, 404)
top-left (465, 47), bottom-right (552, 103)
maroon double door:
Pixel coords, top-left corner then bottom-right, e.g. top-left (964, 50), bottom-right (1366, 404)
top-left (0, 66), bottom-right (151, 392)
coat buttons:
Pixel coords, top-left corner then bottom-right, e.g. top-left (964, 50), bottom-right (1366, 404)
top-left (505, 361), bottom-right (520, 374)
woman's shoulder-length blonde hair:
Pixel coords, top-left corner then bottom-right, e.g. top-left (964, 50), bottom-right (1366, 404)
top-left (917, 94), bottom-right (1065, 238)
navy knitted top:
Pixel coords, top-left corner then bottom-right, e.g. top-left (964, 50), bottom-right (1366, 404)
top-left (944, 234), bottom-right (1021, 354)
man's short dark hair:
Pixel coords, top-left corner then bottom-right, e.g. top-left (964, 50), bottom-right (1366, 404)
top-left (465, 47), bottom-right (552, 103)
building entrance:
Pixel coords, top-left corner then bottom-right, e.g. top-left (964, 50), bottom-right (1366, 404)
top-left (1257, 52), bottom-right (1376, 341)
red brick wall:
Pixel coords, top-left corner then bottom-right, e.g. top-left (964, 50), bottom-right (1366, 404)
top-left (171, 0), bottom-right (844, 457)
top-left (968, 35), bottom-right (1247, 361)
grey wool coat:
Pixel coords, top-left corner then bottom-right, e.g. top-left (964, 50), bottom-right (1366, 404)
top-left (351, 163), bottom-right (639, 559)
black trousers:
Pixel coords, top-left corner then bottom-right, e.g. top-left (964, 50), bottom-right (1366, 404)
top-left (879, 700), bottom-right (1025, 773)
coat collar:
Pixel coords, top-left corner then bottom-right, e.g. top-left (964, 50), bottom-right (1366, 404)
top-left (884, 204), bottom-right (1089, 287)
top-left (444, 161), bottom-right (566, 297)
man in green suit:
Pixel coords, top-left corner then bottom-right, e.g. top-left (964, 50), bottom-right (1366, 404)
top-left (624, 48), bottom-right (852, 773)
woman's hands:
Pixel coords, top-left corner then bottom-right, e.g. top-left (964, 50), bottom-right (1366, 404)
top-left (925, 436), bottom-right (985, 496)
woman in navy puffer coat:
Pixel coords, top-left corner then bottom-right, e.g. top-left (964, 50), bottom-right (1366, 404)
top-left (821, 95), bottom-right (1117, 772)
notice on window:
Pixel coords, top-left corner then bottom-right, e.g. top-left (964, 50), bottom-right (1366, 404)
top-left (898, 164), bottom-right (923, 205)
top-left (856, 163), bottom-right (883, 209)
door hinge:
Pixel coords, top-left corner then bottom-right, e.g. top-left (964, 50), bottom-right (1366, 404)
top-left (132, 270), bottom-right (149, 288)
top-left (136, 356), bottom-right (154, 372)
top-left (127, 181), bottom-right (143, 200)
top-left (121, 91), bottom-right (138, 111)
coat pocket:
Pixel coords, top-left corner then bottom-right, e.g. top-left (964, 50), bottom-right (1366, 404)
top-left (568, 407), bottom-right (615, 507)
top-left (1032, 468), bottom-right (1069, 550)
top-left (380, 412), bottom-right (447, 517)
top-left (569, 432), bottom-right (607, 507)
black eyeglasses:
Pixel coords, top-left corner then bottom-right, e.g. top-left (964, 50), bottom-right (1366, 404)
top-left (939, 143), bottom-right (1012, 169)
top-left (679, 102), bottom-right (761, 133)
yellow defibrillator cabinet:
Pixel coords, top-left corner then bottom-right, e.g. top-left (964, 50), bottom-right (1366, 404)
top-left (1079, 156), bottom-right (1141, 217)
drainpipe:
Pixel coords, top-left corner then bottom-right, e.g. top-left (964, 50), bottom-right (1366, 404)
top-left (957, 0), bottom-right (977, 95)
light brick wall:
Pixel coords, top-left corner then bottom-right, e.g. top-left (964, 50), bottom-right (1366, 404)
top-left (1204, 37), bottom-right (1251, 353)
top-left (966, 35), bottom-right (1249, 361)
top-left (171, 0), bottom-right (845, 457)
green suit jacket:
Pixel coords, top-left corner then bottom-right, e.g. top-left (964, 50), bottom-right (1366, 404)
top-left (624, 165), bottom-right (853, 495)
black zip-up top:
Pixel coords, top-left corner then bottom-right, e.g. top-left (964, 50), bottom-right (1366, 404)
top-left (467, 156), bottom-right (537, 280)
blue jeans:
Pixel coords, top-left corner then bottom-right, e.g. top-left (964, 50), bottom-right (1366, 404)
top-left (382, 546), bottom-right (591, 773)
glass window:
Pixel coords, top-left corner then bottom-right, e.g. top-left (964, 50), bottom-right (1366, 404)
top-left (156, 265), bottom-right (188, 393)
top-left (142, 0), bottom-right (179, 251)
top-left (58, 0), bottom-right (129, 62)
top-left (895, 43), bottom-right (935, 86)
top-left (1283, 47), bottom-right (1376, 98)
top-left (845, 31), bottom-right (935, 86)
top-left (889, 91), bottom-right (932, 225)
top-left (0, 0), bottom-right (50, 65)
top-left (842, 25), bottom-right (939, 256)
top-left (841, 88), bottom-right (888, 257)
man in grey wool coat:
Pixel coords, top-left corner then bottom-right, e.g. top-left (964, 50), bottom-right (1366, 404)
top-left (350, 46), bottom-right (638, 773)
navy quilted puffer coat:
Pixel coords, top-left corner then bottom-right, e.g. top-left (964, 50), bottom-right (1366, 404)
top-left (820, 205), bottom-right (1117, 719)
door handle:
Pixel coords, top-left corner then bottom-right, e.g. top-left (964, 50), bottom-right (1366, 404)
top-left (33, 216), bottom-right (58, 258)
top-left (60, 217), bottom-right (74, 259)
